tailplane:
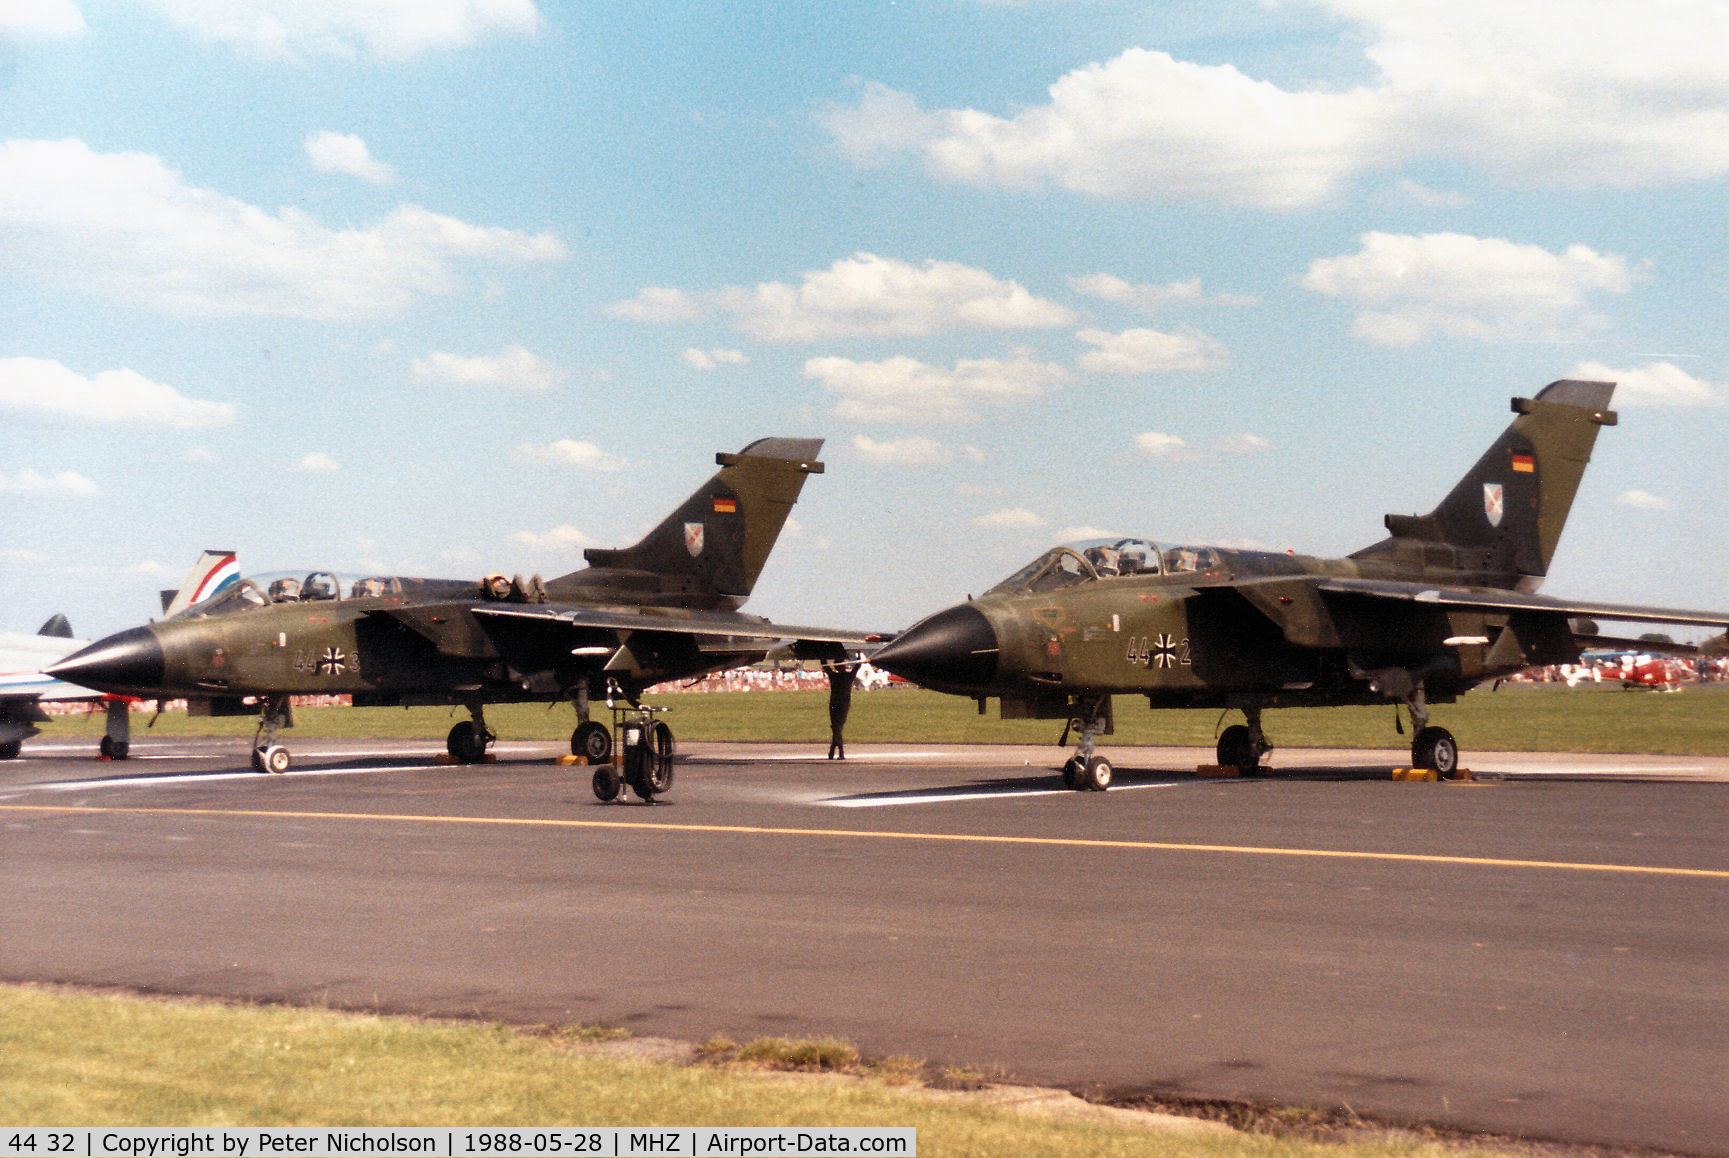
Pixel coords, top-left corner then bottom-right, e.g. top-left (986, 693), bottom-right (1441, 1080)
top-left (557, 437), bottom-right (824, 609)
top-left (1351, 380), bottom-right (1617, 588)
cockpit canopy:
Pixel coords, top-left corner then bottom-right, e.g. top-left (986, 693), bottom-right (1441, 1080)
top-left (175, 571), bottom-right (407, 618)
top-left (985, 538), bottom-right (1222, 597)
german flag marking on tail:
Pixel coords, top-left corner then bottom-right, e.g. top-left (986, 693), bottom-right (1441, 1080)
top-left (712, 496), bottom-right (737, 513)
top-left (1511, 453), bottom-right (1535, 473)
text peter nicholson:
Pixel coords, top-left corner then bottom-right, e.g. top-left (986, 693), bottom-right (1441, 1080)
top-left (3, 1128), bottom-right (916, 1158)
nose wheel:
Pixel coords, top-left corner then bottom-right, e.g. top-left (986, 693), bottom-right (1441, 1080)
top-left (250, 695), bottom-right (293, 774)
top-left (1060, 697), bottom-right (1113, 791)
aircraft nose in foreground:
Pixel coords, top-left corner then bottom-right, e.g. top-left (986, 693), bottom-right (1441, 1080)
top-left (872, 603), bottom-right (999, 691)
top-left (45, 626), bottom-right (166, 694)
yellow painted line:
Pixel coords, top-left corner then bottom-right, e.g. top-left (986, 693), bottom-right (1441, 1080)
top-left (4, 802), bottom-right (1727, 880)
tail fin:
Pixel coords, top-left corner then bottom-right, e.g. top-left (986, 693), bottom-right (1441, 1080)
top-left (161, 550), bottom-right (241, 617)
top-left (37, 613), bottom-right (73, 638)
top-left (1351, 380), bottom-right (1617, 588)
top-left (561, 437), bottom-right (824, 609)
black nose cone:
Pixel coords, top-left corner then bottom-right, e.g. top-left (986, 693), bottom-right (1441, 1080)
top-left (45, 626), bottom-right (166, 694)
top-left (873, 603), bottom-right (999, 692)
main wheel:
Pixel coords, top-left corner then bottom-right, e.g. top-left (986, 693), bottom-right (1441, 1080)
top-left (1217, 724), bottom-right (1260, 777)
top-left (447, 721), bottom-right (486, 764)
top-left (1078, 754), bottom-right (1113, 792)
top-left (0, 739), bottom-right (20, 760)
top-left (1412, 726), bottom-right (1459, 778)
top-left (263, 744), bottom-right (291, 774)
top-left (1061, 756), bottom-right (1082, 789)
top-left (99, 735), bottom-right (129, 760)
top-left (592, 765), bottom-right (622, 802)
top-left (571, 721), bottom-right (612, 763)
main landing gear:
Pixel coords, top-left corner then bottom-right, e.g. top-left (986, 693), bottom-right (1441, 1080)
top-left (591, 701), bottom-right (675, 803)
top-left (98, 699), bottom-right (131, 760)
top-left (1404, 689), bottom-right (1460, 778)
top-left (250, 694), bottom-right (293, 774)
top-left (567, 678), bottom-right (613, 763)
top-left (1059, 696), bottom-right (1114, 792)
top-left (1216, 707), bottom-right (1272, 777)
top-left (446, 702), bottom-right (496, 764)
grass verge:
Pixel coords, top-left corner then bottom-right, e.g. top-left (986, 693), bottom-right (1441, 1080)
top-left (0, 984), bottom-right (1524, 1158)
top-left (44, 683), bottom-right (1729, 756)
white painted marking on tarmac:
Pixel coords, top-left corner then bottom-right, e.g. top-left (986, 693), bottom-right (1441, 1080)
top-left (823, 781), bottom-right (1183, 807)
top-left (1501, 765), bottom-right (1708, 776)
top-left (41, 764), bottom-right (450, 791)
top-left (734, 751), bottom-right (955, 763)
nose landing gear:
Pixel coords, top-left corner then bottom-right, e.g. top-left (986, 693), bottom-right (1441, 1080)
top-left (1059, 696), bottom-right (1113, 792)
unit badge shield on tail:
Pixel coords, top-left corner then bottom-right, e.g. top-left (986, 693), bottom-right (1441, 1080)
top-left (684, 522), bottom-right (705, 557)
top-left (1483, 482), bottom-right (1504, 527)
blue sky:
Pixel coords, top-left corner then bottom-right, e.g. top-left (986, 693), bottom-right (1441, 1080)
top-left (2, 0), bottom-right (1726, 639)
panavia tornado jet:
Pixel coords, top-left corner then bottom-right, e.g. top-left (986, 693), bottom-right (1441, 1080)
top-left (872, 380), bottom-right (1729, 789)
top-left (49, 438), bottom-right (870, 796)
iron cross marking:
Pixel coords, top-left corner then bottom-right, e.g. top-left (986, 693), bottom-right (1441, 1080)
top-left (317, 647), bottom-right (347, 676)
top-left (1151, 633), bottom-right (1179, 669)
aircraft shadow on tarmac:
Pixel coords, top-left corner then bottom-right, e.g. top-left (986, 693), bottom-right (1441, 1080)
top-left (819, 762), bottom-right (1507, 805)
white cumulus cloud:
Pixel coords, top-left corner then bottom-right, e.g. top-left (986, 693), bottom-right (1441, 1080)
top-left (0, 138), bottom-right (566, 320)
top-left (1570, 360), bottom-right (1721, 408)
top-left (516, 439), bottom-right (631, 472)
top-left (1617, 490), bottom-right (1672, 511)
top-left (824, 2), bottom-right (1729, 205)
top-left (1301, 231), bottom-right (1631, 345)
top-left (1077, 327), bottom-right (1225, 374)
top-left (0, 356), bottom-right (234, 427)
top-left (1133, 430), bottom-right (1269, 463)
top-left (141, 0), bottom-right (542, 61)
top-left (511, 524), bottom-right (598, 552)
top-left (850, 435), bottom-right (977, 467)
top-left (971, 507), bottom-right (1046, 530)
top-left (0, 468), bottom-right (98, 496)
top-left (1, 0), bottom-right (84, 39)
top-left (805, 350), bottom-right (1069, 424)
top-left (296, 452), bottom-right (340, 473)
top-left (612, 253), bottom-right (1073, 343)
top-left (413, 345), bottom-right (560, 392)
top-left (305, 131), bottom-right (396, 185)
top-left (1133, 432), bottom-right (1195, 462)
top-left (681, 347), bottom-right (749, 371)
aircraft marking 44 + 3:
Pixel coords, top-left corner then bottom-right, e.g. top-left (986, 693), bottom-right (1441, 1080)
top-left (871, 380), bottom-right (1729, 789)
top-left (48, 438), bottom-right (871, 799)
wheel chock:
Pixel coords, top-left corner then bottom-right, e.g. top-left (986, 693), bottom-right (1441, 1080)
top-left (1195, 764), bottom-right (1238, 778)
top-left (556, 754), bottom-right (582, 767)
top-left (1390, 767), bottom-right (1437, 781)
top-left (436, 754), bottom-right (457, 765)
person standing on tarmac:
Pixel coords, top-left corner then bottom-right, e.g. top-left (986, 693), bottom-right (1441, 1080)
top-left (824, 657), bottom-right (861, 760)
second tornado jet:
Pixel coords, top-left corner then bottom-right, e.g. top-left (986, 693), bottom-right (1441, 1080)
top-left (872, 379), bottom-right (1729, 789)
top-left (49, 438), bottom-right (869, 797)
